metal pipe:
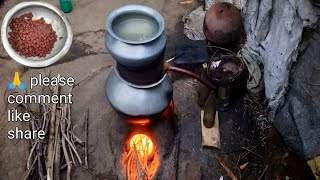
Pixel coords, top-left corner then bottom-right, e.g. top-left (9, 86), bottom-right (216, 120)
top-left (166, 64), bottom-right (216, 90)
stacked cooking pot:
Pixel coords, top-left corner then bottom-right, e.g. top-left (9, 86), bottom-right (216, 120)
top-left (105, 5), bottom-right (173, 117)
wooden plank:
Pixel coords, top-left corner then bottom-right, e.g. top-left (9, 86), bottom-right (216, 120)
top-left (201, 110), bottom-right (221, 148)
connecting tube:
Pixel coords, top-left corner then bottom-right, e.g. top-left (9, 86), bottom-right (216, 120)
top-left (163, 61), bottom-right (216, 91)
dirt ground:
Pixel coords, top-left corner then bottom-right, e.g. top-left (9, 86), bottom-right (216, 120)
top-left (0, 0), bottom-right (316, 180)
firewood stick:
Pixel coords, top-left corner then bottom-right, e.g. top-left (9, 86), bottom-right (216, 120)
top-left (62, 134), bottom-right (72, 180)
top-left (84, 108), bottom-right (89, 168)
top-left (23, 155), bottom-right (38, 180)
top-left (66, 103), bottom-right (77, 167)
top-left (68, 103), bottom-right (71, 129)
top-left (133, 143), bottom-right (144, 180)
top-left (216, 157), bottom-right (238, 180)
top-left (42, 104), bottom-right (50, 135)
top-left (38, 104), bottom-right (48, 180)
top-left (61, 107), bottom-right (72, 180)
top-left (134, 148), bottom-right (142, 180)
top-left (145, 150), bottom-right (149, 180)
top-left (61, 104), bottom-right (86, 167)
top-left (241, 146), bottom-right (263, 159)
top-left (127, 149), bottom-right (133, 158)
top-left (27, 141), bottom-right (38, 169)
top-left (126, 152), bottom-right (133, 179)
top-left (37, 143), bottom-right (45, 180)
top-left (39, 70), bottom-right (50, 167)
top-left (27, 119), bottom-right (37, 169)
top-left (54, 133), bottom-right (61, 180)
top-left (136, 139), bottom-right (143, 164)
top-left (62, 132), bottom-right (83, 165)
top-left (64, 104), bottom-right (76, 166)
top-left (240, 145), bottom-right (259, 159)
top-left (46, 77), bottom-right (60, 180)
top-left (41, 105), bottom-right (48, 131)
top-left (257, 165), bottom-right (268, 180)
top-left (72, 134), bottom-right (85, 146)
top-left (143, 141), bottom-right (149, 179)
top-left (68, 139), bottom-right (76, 166)
top-left (69, 134), bottom-right (78, 166)
top-left (54, 109), bottom-right (61, 180)
top-left (66, 103), bottom-right (87, 168)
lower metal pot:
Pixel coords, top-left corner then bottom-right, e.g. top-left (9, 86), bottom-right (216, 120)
top-left (106, 67), bottom-right (173, 117)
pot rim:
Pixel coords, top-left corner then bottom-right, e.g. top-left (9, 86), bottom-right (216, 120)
top-left (106, 4), bottom-right (164, 44)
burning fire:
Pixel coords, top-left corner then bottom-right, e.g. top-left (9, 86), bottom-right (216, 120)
top-left (129, 134), bottom-right (154, 158)
top-left (122, 133), bottom-right (159, 180)
top-left (121, 101), bottom-right (176, 179)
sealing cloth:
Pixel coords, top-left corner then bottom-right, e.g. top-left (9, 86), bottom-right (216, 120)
top-left (183, 0), bottom-right (320, 159)
top-left (274, 32), bottom-right (320, 159)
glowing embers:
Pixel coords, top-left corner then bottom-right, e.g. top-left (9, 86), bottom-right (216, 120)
top-left (122, 133), bottom-right (159, 180)
top-left (127, 118), bottom-right (151, 126)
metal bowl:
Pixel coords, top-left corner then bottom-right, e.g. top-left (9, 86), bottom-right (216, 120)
top-left (1, 2), bottom-right (73, 67)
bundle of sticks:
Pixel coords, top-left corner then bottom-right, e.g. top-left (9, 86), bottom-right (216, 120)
top-left (23, 83), bottom-right (89, 180)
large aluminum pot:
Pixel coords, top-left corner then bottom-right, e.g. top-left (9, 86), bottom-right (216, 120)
top-left (105, 5), bottom-right (173, 117)
top-left (106, 69), bottom-right (173, 117)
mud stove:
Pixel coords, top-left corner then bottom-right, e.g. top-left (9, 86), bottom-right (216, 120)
top-left (104, 5), bottom-right (176, 179)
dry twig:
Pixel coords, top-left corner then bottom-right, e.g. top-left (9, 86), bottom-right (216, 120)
top-left (241, 146), bottom-right (263, 159)
top-left (54, 109), bottom-right (61, 180)
top-left (60, 104), bottom-right (72, 180)
top-left (216, 157), bottom-right (238, 180)
top-left (23, 155), bottom-right (38, 180)
top-left (25, 78), bottom-right (89, 180)
top-left (257, 165), bottom-right (268, 180)
top-left (84, 108), bottom-right (89, 168)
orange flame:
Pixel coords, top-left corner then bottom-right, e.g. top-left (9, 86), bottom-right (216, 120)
top-left (129, 134), bottom-right (153, 158)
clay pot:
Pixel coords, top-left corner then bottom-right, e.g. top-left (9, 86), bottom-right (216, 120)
top-left (203, 2), bottom-right (242, 45)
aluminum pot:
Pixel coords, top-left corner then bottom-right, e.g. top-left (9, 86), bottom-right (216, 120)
top-left (106, 69), bottom-right (173, 117)
top-left (105, 5), bottom-right (166, 67)
top-left (105, 5), bottom-right (173, 117)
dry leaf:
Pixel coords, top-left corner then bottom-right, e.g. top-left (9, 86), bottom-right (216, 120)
top-left (240, 162), bottom-right (249, 170)
top-left (179, 0), bottom-right (194, 4)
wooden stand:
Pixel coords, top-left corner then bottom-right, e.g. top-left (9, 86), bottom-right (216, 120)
top-left (201, 110), bottom-right (221, 149)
